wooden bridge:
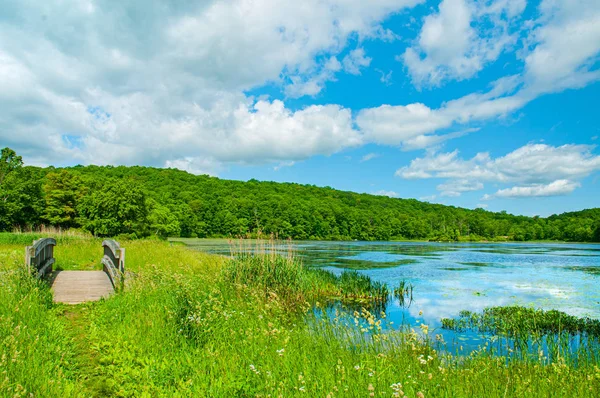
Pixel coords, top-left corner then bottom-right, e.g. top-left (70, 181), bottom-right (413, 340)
top-left (25, 238), bottom-right (126, 304)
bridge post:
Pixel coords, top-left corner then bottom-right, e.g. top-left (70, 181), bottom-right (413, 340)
top-left (102, 240), bottom-right (125, 290)
top-left (25, 238), bottom-right (57, 279)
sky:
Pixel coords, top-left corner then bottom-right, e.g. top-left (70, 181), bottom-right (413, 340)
top-left (1, 0), bottom-right (599, 217)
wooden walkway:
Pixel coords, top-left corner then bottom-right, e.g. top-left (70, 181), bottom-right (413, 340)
top-left (50, 271), bottom-right (114, 304)
top-left (26, 238), bottom-right (126, 305)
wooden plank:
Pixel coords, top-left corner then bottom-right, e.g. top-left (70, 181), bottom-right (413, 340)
top-left (50, 271), bottom-right (114, 304)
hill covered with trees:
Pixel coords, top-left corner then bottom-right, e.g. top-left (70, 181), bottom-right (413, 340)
top-left (1, 147), bottom-right (599, 242)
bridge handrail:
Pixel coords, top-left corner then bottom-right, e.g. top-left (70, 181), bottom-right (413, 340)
top-left (25, 238), bottom-right (56, 278)
top-left (102, 239), bottom-right (125, 290)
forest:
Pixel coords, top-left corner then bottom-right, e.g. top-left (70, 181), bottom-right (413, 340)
top-left (1, 147), bottom-right (599, 242)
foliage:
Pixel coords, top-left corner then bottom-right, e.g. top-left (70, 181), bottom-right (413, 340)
top-left (43, 170), bottom-right (84, 228)
top-left (441, 306), bottom-right (600, 338)
top-left (0, 266), bottom-right (79, 396)
top-left (1, 147), bottom-right (600, 242)
top-left (224, 250), bottom-right (389, 308)
top-left (1, 239), bottom-right (600, 397)
top-left (0, 147), bottom-right (23, 188)
top-left (77, 179), bottom-right (148, 237)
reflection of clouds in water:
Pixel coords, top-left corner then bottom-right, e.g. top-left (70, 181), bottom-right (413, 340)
top-left (179, 239), bottom-right (600, 320)
top-left (509, 283), bottom-right (571, 299)
top-left (402, 295), bottom-right (513, 325)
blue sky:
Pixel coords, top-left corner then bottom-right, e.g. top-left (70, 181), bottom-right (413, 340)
top-left (1, 0), bottom-right (599, 216)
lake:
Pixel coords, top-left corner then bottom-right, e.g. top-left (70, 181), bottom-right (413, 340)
top-left (175, 239), bottom-right (600, 352)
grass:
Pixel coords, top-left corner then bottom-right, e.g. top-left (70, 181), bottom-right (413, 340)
top-left (1, 236), bottom-right (599, 397)
top-left (441, 306), bottom-right (600, 365)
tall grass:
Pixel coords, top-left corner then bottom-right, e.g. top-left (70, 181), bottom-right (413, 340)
top-left (441, 306), bottom-right (600, 365)
top-left (224, 239), bottom-right (389, 309)
top-left (0, 228), bottom-right (91, 245)
top-left (0, 269), bottom-right (80, 396)
top-left (1, 236), bottom-right (599, 396)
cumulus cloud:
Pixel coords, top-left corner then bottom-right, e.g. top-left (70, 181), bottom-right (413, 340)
top-left (361, 153), bottom-right (380, 162)
top-left (438, 179), bottom-right (485, 197)
top-left (401, 0), bottom-right (526, 87)
top-left (524, 0), bottom-right (600, 94)
top-left (0, 0), bottom-right (420, 171)
top-left (484, 180), bottom-right (582, 199)
top-left (2, 0), bottom-right (600, 180)
top-left (342, 48), bottom-right (372, 75)
top-left (397, 143), bottom-right (600, 198)
top-left (361, 0), bottom-right (600, 149)
top-left (285, 47), bottom-right (372, 98)
top-left (356, 76), bottom-right (525, 147)
top-left (372, 190), bottom-right (399, 198)
top-left (419, 195), bottom-right (438, 203)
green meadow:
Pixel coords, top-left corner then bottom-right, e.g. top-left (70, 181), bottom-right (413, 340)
top-left (1, 233), bottom-right (599, 397)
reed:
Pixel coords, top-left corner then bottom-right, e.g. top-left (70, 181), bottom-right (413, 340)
top-left (0, 236), bottom-right (598, 397)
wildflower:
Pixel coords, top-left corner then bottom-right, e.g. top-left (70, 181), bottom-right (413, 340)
top-left (299, 386), bottom-right (306, 393)
top-left (277, 348), bottom-right (285, 356)
top-left (354, 365), bottom-right (360, 371)
top-left (390, 383), bottom-right (404, 397)
top-left (416, 392), bottom-right (424, 398)
top-left (368, 384), bottom-right (374, 391)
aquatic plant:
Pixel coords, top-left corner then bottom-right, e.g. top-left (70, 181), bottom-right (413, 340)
top-left (441, 306), bottom-right (600, 338)
top-left (2, 237), bottom-right (600, 397)
top-left (393, 280), bottom-right (414, 307)
top-left (224, 249), bottom-right (390, 308)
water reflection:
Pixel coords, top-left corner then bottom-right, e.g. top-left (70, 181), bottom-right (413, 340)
top-left (173, 239), bottom-right (600, 354)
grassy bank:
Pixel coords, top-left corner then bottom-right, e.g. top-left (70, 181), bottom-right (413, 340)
top-left (1, 237), bottom-right (599, 397)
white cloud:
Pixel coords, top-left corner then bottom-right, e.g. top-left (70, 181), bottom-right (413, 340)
top-left (0, 0), bottom-right (421, 170)
top-left (484, 180), bottom-right (581, 199)
top-left (356, 76), bottom-right (525, 147)
top-left (165, 157), bottom-right (220, 176)
top-left (419, 195), bottom-right (437, 202)
top-left (397, 143), bottom-right (600, 198)
top-left (342, 48), bottom-right (372, 75)
top-left (401, 0), bottom-right (526, 87)
top-left (284, 47), bottom-right (372, 98)
top-left (524, 0), bottom-right (600, 94)
top-left (437, 179), bottom-right (485, 197)
top-left (375, 69), bottom-right (394, 85)
top-left (274, 161), bottom-right (296, 171)
top-left (361, 153), bottom-right (380, 162)
top-left (284, 56), bottom-right (342, 98)
top-left (2, 0), bottom-right (600, 176)
top-left (476, 203), bottom-right (489, 209)
top-left (372, 190), bottom-right (399, 198)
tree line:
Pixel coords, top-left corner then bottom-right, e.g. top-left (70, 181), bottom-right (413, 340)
top-left (1, 147), bottom-right (599, 242)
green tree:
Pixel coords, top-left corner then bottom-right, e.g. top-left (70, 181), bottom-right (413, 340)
top-left (0, 167), bottom-right (44, 230)
top-left (0, 147), bottom-right (23, 191)
top-left (148, 200), bottom-right (181, 238)
top-left (78, 180), bottom-right (148, 237)
top-left (43, 170), bottom-right (83, 228)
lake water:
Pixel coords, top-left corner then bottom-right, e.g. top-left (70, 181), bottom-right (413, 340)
top-left (176, 239), bottom-right (600, 352)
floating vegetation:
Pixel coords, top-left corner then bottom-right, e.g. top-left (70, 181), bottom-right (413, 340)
top-left (459, 262), bottom-right (493, 267)
top-left (442, 267), bottom-right (469, 271)
top-left (224, 240), bottom-right (390, 308)
top-left (329, 258), bottom-right (417, 270)
top-left (393, 280), bottom-right (414, 308)
top-left (441, 306), bottom-right (600, 338)
top-left (564, 266), bottom-right (600, 275)
top-left (441, 306), bottom-right (600, 363)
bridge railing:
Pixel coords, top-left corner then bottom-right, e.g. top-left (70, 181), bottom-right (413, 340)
top-left (102, 239), bottom-right (125, 290)
top-left (25, 238), bottom-right (57, 278)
